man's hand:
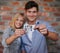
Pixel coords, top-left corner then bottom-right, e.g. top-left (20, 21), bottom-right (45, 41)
top-left (34, 23), bottom-right (58, 40)
top-left (35, 24), bottom-right (48, 35)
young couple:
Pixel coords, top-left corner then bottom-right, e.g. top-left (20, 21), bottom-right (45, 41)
top-left (2, 1), bottom-right (58, 53)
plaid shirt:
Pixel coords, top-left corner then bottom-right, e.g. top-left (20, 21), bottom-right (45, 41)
top-left (2, 27), bottom-right (22, 53)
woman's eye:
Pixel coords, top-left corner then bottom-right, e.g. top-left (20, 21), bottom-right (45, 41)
top-left (16, 19), bottom-right (18, 21)
top-left (20, 20), bottom-right (24, 22)
top-left (28, 11), bottom-right (31, 13)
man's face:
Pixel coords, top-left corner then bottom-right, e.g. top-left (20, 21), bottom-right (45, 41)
top-left (25, 7), bottom-right (38, 22)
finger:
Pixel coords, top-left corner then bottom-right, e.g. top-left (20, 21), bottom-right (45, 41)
top-left (40, 29), bottom-right (47, 32)
top-left (40, 32), bottom-right (47, 34)
top-left (34, 25), bottom-right (39, 29)
top-left (40, 29), bottom-right (48, 34)
top-left (39, 24), bottom-right (46, 30)
top-left (39, 27), bottom-right (46, 30)
top-left (20, 30), bottom-right (25, 35)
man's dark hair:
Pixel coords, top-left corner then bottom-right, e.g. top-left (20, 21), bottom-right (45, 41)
top-left (25, 1), bottom-right (39, 11)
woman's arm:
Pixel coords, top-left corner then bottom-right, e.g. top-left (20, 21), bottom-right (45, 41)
top-left (6, 29), bottom-right (25, 45)
top-left (6, 34), bottom-right (18, 45)
top-left (35, 23), bottom-right (58, 41)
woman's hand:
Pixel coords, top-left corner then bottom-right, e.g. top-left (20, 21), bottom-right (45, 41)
top-left (14, 29), bottom-right (25, 37)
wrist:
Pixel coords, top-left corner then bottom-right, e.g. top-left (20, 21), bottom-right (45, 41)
top-left (13, 34), bottom-right (19, 38)
top-left (44, 30), bottom-right (49, 37)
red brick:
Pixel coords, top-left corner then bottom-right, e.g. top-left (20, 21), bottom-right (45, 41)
top-left (2, 16), bottom-right (12, 20)
top-left (0, 25), bottom-right (5, 30)
top-left (11, 1), bottom-right (20, 6)
top-left (54, 13), bottom-right (60, 16)
top-left (44, 7), bottom-right (56, 12)
top-left (0, 22), bottom-right (4, 25)
top-left (0, 11), bottom-right (8, 15)
top-left (51, 22), bottom-right (59, 26)
top-left (42, 3), bottom-right (48, 6)
top-left (56, 8), bottom-right (60, 12)
top-left (44, 7), bottom-right (50, 11)
top-left (9, 12), bottom-right (19, 15)
top-left (43, 17), bottom-right (53, 21)
top-left (43, 0), bottom-right (54, 2)
top-left (49, 8), bottom-right (56, 12)
top-left (42, 12), bottom-right (49, 17)
top-left (38, 12), bottom-right (49, 17)
top-left (1, 6), bottom-right (12, 11)
top-left (17, 7), bottom-right (24, 11)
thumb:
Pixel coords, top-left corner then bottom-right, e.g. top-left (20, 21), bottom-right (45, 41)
top-left (34, 25), bottom-right (39, 30)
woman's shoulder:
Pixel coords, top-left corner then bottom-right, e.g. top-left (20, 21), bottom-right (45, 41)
top-left (4, 26), bottom-right (13, 32)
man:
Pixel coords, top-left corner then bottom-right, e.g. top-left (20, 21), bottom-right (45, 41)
top-left (22, 1), bottom-right (58, 53)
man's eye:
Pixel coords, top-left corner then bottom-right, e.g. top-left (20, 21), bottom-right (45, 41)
top-left (33, 11), bottom-right (37, 13)
top-left (28, 11), bottom-right (31, 13)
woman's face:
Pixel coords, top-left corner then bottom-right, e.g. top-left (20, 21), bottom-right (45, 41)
top-left (14, 15), bottom-right (24, 29)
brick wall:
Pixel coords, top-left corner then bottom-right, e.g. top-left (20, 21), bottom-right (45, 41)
top-left (0, 0), bottom-right (60, 53)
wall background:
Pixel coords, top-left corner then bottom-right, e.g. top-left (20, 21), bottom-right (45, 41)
top-left (0, 0), bottom-right (60, 53)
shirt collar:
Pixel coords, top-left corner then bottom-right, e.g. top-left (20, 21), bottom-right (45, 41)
top-left (25, 20), bottom-right (40, 25)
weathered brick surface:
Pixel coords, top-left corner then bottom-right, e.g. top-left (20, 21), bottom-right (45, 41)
top-left (0, 22), bottom-right (4, 25)
top-left (1, 6), bottom-right (12, 11)
top-left (54, 13), bottom-right (60, 16)
top-left (0, 0), bottom-right (60, 53)
top-left (51, 22), bottom-right (59, 26)
top-left (2, 15), bottom-right (12, 20)
top-left (11, 1), bottom-right (20, 6)
top-left (43, 0), bottom-right (54, 2)
top-left (44, 7), bottom-right (56, 12)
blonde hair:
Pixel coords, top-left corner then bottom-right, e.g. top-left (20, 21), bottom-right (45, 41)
top-left (9, 13), bottom-right (24, 29)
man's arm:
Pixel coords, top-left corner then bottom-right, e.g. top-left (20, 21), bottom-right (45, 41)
top-left (35, 24), bottom-right (58, 41)
top-left (46, 31), bottom-right (58, 41)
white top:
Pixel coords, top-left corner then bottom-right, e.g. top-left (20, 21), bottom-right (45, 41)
top-left (23, 23), bottom-right (35, 41)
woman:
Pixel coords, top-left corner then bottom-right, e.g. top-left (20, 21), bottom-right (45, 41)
top-left (2, 13), bottom-right (25, 53)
